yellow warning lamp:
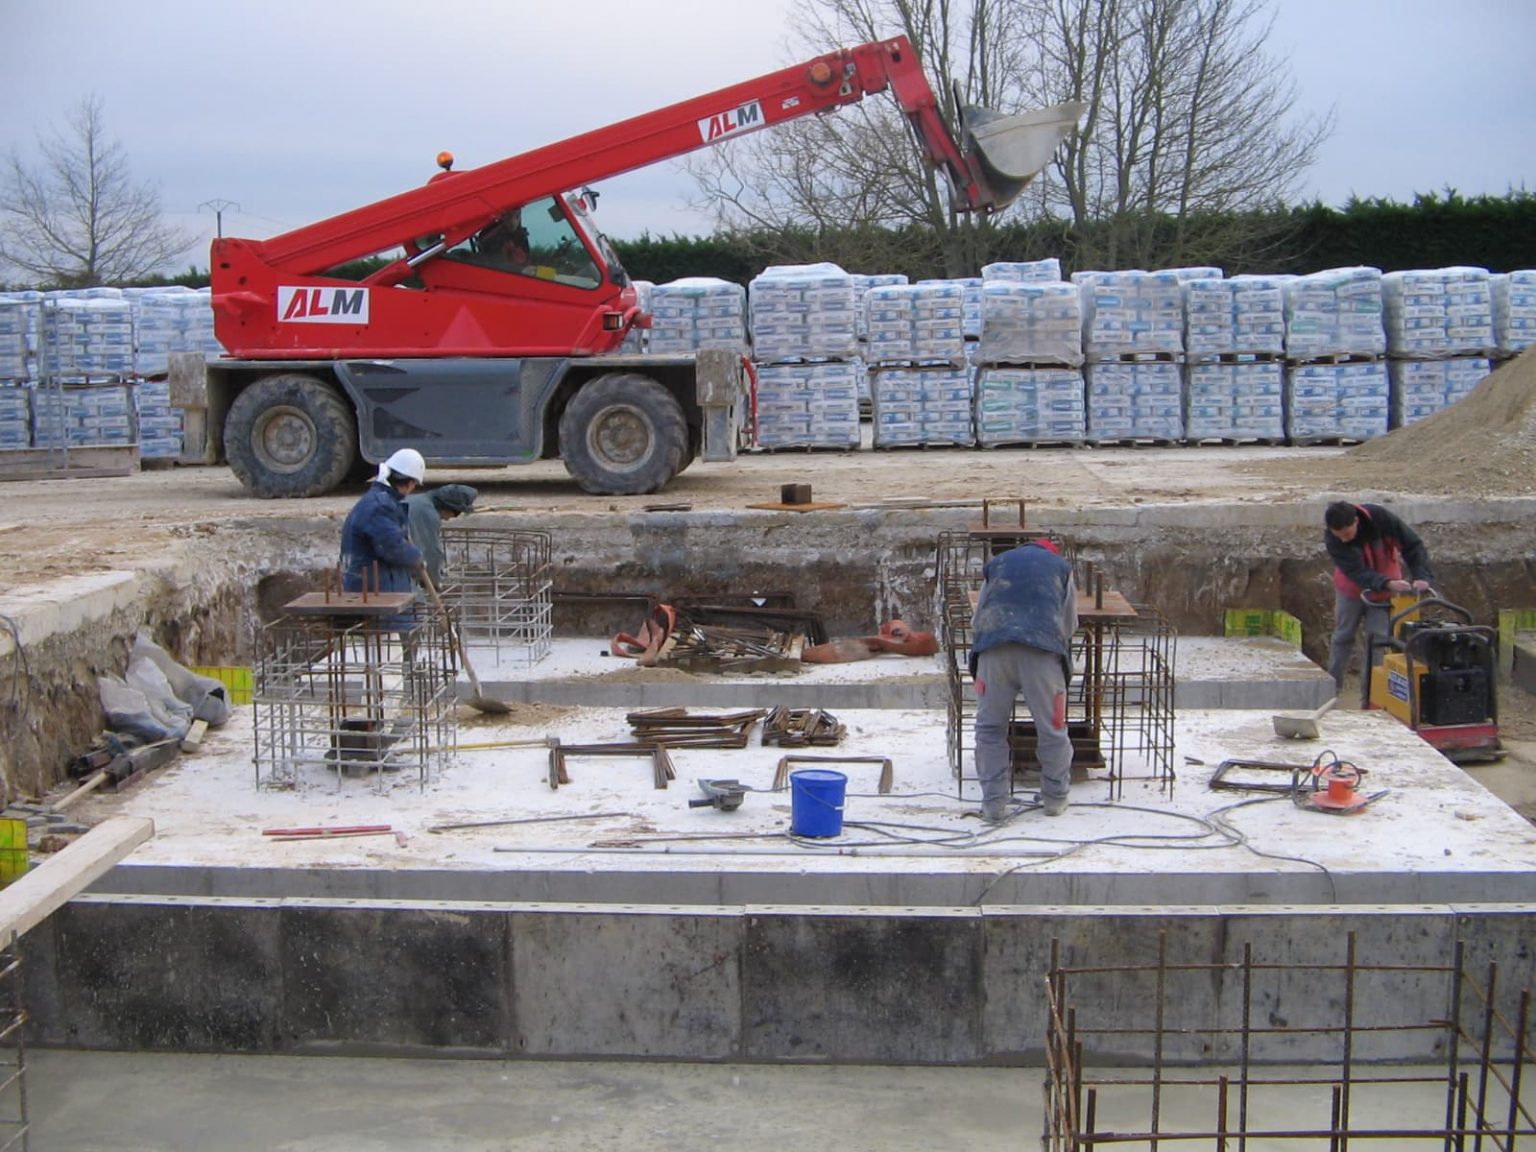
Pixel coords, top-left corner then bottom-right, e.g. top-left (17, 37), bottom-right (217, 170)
top-left (436, 151), bottom-right (455, 172)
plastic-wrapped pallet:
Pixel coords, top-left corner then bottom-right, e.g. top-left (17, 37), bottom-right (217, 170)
top-left (0, 293), bottom-right (42, 382)
top-left (647, 278), bottom-right (747, 354)
top-left (1086, 360), bottom-right (1184, 441)
top-left (1283, 267), bottom-right (1386, 359)
top-left (40, 297), bottom-right (134, 376)
top-left (1491, 271), bottom-right (1536, 355)
top-left (864, 282), bottom-right (966, 365)
top-left (871, 364), bottom-right (974, 447)
top-left (1163, 266), bottom-right (1225, 282)
top-left (974, 367), bottom-right (1085, 445)
top-left (753, 360), bottom-right (862, 449)
top-left (977, 281), bottom-right (1084, 366)
top-left (1286, 360), bottom-right (1390, 441)
top-left (981, 259), bottom-right (1062, 283)
top-left (1073, 270), bottom-right (1185, 356)
top-left (1388, 358), bottom-right (1491, 428)
top-left (131, 287), bottom-right (220, 376)
top-left (851, 273), bottom-right (907, 341)
top-left (748, 263), bottom-right (858, 363)
top-left (31, 382), bottom-right (135, 447)
top-left (135, 378), bottom-right (185, 458)
top-left (1185, 360), bottom-right (1284, 441)
top-left (619, 280), bottom-right (653, 353)
top-left (1183, 275), bottom-right (1288, 356)
top-left (0, 386), bottom-right (30, 448)
top-left (1382, 267), bottom-right (1494, 358)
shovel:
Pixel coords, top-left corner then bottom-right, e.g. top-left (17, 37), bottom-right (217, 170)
top-left (1272, 698), bottom-right (1337, 740)
top-left (419, 571), bottom-right (511, 716)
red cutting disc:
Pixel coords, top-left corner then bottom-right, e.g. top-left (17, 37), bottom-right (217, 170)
top-left (1306, 788), bottom-right (1371, 812)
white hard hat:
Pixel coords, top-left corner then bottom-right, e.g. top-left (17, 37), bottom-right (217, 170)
top-left (377, 447), bottom-right (426, 484)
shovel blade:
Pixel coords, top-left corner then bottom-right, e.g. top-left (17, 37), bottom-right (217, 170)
top-left (959, 100), bottom-right (1087, 212)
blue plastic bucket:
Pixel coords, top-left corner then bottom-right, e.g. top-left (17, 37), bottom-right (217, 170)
top-left (789, 769), bottom-right (847, 838)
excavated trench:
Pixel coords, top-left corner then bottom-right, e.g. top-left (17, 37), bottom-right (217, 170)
top-left (3, 502), bottom-right (1534, 796)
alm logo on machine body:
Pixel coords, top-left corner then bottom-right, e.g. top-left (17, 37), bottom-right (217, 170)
top-left (698, 100), bottom-right (763, 143)
top-left (278, 287), bottom-right (370, 324)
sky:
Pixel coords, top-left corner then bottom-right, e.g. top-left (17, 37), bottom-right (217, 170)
top-left (1, 0), bottom-right (1532, 276)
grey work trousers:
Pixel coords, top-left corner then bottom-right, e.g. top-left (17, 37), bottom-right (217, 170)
top-left (1327, 589), bottom-right (1389, 689)
top-left (974, 643), bottom-right (1072, 806)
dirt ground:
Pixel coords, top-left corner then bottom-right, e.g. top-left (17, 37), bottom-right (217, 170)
top-left (2, 349), bottom-right (1533, 810)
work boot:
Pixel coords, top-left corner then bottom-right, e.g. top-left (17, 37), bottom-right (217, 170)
top-left (980, 797), bottom-right (1022, 824)
top-left (1041, 794), bottom-right (1070, 817)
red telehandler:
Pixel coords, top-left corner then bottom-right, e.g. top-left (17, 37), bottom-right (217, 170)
top-left (193, 36), bottom-right (1083, 497)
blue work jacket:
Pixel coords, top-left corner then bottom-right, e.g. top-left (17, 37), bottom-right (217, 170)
top-left (969, 543), bottom-right (1078, 680)
top-left (340, 481), bottom-right (423, 597)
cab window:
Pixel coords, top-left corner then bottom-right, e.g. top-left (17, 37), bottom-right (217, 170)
top-left (441, 195), bottom-right (601, 288)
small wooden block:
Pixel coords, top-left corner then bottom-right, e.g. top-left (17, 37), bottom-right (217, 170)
top-left (180, 718), bottom-right (209, 753)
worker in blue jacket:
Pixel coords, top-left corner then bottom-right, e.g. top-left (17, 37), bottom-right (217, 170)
top-left (339, 449), bottom-right (428, 626)
top-left (968, 538), bottom-right (1078, 821)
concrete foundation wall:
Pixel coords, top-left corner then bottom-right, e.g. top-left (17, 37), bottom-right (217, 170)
top-left (23, 896), bottom-right (1536, 1066)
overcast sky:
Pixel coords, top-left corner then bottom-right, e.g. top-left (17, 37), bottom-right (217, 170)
top-left (2, 0), bottom-right (1532, 275)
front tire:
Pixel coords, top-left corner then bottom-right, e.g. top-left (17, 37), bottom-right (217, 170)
top-left (224, 373), bottom-right (357, 498)
top-left (559, 374), bottom-right (686, 495)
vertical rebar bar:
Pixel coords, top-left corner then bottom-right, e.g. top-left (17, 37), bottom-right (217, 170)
top-left (1448, 940), bottom-right (1467, 1152)
top-left (1217, 1074), bottom-right (1229, 1152)
top-left (1151, 930), bottom-right (1167, 1151)
top-left (1474, 961), bottom-right (1499, 1152)
top-left (1240, 941), bottom-right (1253, 1152)
top-left (1341, 931), bottom-right (1357, 1151)
top-left (1507, 988), bottom-right (1529, 1150)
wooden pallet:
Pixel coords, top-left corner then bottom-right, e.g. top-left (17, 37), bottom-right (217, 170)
top-left (0, 445), bottom-right (139, 482)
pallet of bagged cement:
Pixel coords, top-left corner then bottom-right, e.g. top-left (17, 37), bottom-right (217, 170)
top-left (1073, 270), bottom-right (1187, 358)
top-left (1388, 357), bottom-right (1492, 428)
top-left (1185, 359), bottom-right (1285, 442)
top-left (870, 363), bottom-right (974, 447)
top-left (0, 293), bottom-right (42, 383)
top-left (974, 366), bottom-right (1086, 446)
top-left (1183, 275), bottom-right (1288, 358)
top-left (40, 294), bottom-right (134, 377)
top-left (1286, 360), bottom-right (1389, 443)
top-left (865, 282), bottom-right (967, 366)
top-left (753, 360), bottom-right (861, 449)
top-left (1491, 271), bottom-right (1536, 357)
top-left (976, 281), bottom-right (1083, 367)
top-left (648, 278), bottom-right (747, 354)
top-left (748, 263), bottom-right (859, 363)
top-left (1283, 267), bottom-right (1387, 361)
top-left (980, 258), bottom-right (1062, 284)
top-left (1085, 360), bottom-right (1184, 443)
top-left (127, 287), bottom-right (222, 377)
top-left (1382, 267), bottom-right (1495, 359)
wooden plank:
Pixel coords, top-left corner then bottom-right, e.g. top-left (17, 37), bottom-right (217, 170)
top-left (282, 591), bottom-right (416, 617)
top-left (0, 816), bottom-right (153, 943)
top-left (967, 588), bottom-right (1139, 620)
top-left (744, 501), bottom-right (848, 513)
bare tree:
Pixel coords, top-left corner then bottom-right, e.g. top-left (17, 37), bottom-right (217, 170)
top-left (0, 95), bottom-right (194, 288)
top-left (686, 0), bottom-right (1330, 273)
top-left (1018, 0), bottom-right (1333, 269)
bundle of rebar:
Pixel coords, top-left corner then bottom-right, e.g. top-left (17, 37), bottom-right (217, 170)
top-left (626, 708), bottom-right (767, 748)
top-left (761, 706), bottom-right (846, 747)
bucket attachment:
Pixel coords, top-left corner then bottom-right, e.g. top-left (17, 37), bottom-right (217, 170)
top-left (958, 98), bottom-right (1087, 213)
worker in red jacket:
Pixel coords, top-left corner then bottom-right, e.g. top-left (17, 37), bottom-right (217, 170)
top-left (1323, 501), bottom-right (1435, 689)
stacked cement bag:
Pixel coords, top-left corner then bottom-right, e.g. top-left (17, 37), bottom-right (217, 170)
top-left (869, 364), bottom-right (972, 447)
top-left (1074, 270), bottom-right (1186, 357)
top-left (1282, 268), bottom-right (1388, 441)
top-left (0, 293), bottom-right (41, 382)
top-left (1183, 276), bottom-right (1288, 357)
top-left (30, 381), bottom-right (135, 447)
top-left (1288, 360), bottom-right (1390, 442)
top-left (866, 282), bottom-right (967, 363)
top-left (1085, 360), bottom-right (1184, 442)
top-left (753, 361), bottom-right (862, 448)
top-left (619, 280), bottom-right (653, 353)
top-left (1382, 268), bottom-right (1495, 357)
top-left (974, 367), bottom-right (1087, 446)
top-left (980, 258), bottom-right (1062, 284)
top-left (0, 387), bottom-right (29, 448)
top-left (647, 278), bottom-right (747, 354)
top-left (130, 287), bottom-right (221, 376)
top-left (851, 273), bottom-right (908, 340)
top-left (747, 263), bottom-right (859, 363)
top-left (976, 281), bottom-right (1083, 366)
top-left (1389, 358), bottom-right (1492, 428)
top-left (1181, 275), bottom-right (1287, 441)
top-left (1491, 271), bottom-right (1536, 355)
top-left (1283, 267), bottom-right (1386, 359)
top-left (40, 294), bottom-right (134, 377)
top-left (135, 378), bottom-right (184, 459)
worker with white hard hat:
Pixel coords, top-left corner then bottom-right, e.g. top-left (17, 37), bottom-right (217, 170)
top-left (339, 449), bottom-right (428, 613)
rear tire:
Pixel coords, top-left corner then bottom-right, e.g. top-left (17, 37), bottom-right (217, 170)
top-left (559, 373), bottom-right (685, 495)
top-left (224, 374), bottom-right (357, 498)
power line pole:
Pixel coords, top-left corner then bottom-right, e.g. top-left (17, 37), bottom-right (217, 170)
top-left (199, 199), bottom-right (241, 238)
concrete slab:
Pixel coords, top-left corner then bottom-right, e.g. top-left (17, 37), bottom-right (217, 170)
top-left (79, 694), bottom-right (1536, 908)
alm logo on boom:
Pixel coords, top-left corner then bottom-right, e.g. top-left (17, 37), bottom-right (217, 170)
top-left (698, 100), bottom-right (763, 143)
top-left (278, 287), bottom-right (370, 324)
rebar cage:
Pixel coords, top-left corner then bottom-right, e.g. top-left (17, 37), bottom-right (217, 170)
top-left (0, 936), bottom-right (28, 1151)
top-left (252, 610), bottom-right (458, 791)
top-left (1044, 931), bottom-right (1536, 1149)
top-left (441, 526), bottom-right (553, 667)
top-left (937, 532), bottom-right (1176, 802)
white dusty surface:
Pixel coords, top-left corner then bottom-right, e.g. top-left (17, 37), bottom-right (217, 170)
top-left (79, 692), bottom-right (1536, 885)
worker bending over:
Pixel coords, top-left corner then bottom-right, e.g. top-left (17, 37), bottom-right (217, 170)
top-left (1323, 501), bottom-right (1435, 690)
top-left (405, 484), bottom-right (478, 588)
top-left (969, 539), bottom-right (1078, 822)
